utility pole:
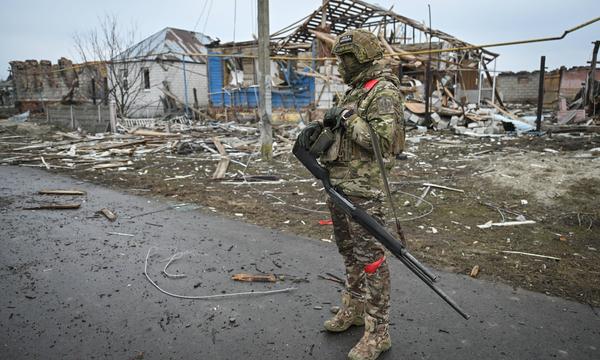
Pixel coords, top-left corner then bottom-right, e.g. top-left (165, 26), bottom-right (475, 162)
top-left (584, 41), bottom-right (599, 116)
top-left (258, 0), bottom-right (273, 159)
top-left (535, 56), bottom-right (546, 132)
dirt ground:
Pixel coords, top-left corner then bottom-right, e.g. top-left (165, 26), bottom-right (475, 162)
top-left (2, 120), bottom-right (599, 308)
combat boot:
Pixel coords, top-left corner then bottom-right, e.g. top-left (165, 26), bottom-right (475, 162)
top-left (347, 314), bottom-right (391, 360)
top-left (324, 291), bottom-right (364, 332)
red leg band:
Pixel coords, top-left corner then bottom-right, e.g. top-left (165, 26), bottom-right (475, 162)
top-left (364, 256), bottom-right (386, 274)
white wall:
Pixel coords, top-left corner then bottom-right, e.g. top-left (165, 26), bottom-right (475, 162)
top-left (109, 60), bottom-right (208, 118)
top-left (315, 63), bottom-right (347, 109)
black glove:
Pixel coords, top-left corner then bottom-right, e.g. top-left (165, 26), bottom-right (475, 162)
top-left (323, 107), bottom-right (354, 130)
top-left (296, 122), bottom-right (323, 150)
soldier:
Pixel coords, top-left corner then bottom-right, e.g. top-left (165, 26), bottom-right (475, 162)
top-left (297, 29), bottom-right (405, 360)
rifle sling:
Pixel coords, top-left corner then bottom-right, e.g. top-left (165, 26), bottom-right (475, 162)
top-left (365, 122), bottom-right (407, 246)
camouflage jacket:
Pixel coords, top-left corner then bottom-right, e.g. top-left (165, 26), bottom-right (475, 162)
top-left (321, 64), bottom-right (405, 198)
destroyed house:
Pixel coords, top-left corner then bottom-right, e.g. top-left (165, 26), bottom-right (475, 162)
top-left (9, 58), bottom-right (107, 113)
top-left (110, 27), bottom-right (215, 118)
top-left (207, 0), bottom-right (500, 113)
top-left (206, 40), bottom-right (315, 110)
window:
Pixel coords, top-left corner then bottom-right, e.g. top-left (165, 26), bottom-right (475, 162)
top-left (142, 68), bottom-right (150, 89)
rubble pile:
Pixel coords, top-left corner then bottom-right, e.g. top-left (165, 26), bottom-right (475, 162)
top-left (0, 120), bottom-right (297, 176)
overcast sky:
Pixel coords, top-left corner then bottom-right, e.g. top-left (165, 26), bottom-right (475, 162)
top-left (1, 0), bottom-right (598, 79)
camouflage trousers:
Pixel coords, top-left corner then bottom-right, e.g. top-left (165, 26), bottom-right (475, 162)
top-left (327, 196), bottom-right (390, 325)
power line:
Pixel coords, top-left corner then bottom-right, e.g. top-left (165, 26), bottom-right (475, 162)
top-left (192, 0), bottom-right (210, 32)
top-left (202, 0), bottom-right (214, 36)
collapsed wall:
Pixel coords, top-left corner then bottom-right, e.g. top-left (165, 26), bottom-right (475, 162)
top-left (9, 58), bottom-right (107, 112)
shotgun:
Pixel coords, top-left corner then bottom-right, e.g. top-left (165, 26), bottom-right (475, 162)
top-left (293, 142), bottom-right (470, 320)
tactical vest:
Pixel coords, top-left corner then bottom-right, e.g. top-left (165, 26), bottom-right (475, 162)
top-left (321, 76), bottom-right (404, 163)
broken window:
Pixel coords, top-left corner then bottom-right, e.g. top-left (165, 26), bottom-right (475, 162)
top-left (142, 68), bottom-right (150, 89)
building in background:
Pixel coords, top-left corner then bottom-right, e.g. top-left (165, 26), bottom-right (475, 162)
top-left (9, 58), bottom-right (106, 113)
top-left (111, 27), bottom-right (216, 118)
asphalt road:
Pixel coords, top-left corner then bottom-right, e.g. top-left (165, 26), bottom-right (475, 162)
top-left (0, 166), bottom-right (598, 360)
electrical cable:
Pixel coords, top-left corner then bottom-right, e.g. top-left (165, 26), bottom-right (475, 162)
top-left (193, 0), bottom-right (210, 32)
top-left (144, 246), bottom-right (297, 300)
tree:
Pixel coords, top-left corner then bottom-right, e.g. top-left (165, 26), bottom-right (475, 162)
top-left (74, 14), bottom-right (148, 118)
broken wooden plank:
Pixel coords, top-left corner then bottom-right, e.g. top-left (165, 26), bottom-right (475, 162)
top-left (92, 162), bottom-right (130, 170)
top-left (422, 183), bottom-right (464, 193)
top-left (212, 157), bottom-right (230, 180)
top-left (484, 99), bottom-right (520, 121)
top-left (23, 203), bottom-right (81, 210)
top-left (212, 137), bottom-right (228, 156)
top-left (98, 208), bottom-right (117, 222)
top-left (501, 251), bottom-right (560, 261)
top-left (40, 156), bottom-right (50, 170)
top-left (415, 185), bottom-right (431, 207)
top-left (95, 139), bottom-right (147, 151)
top-left (469, 265), bottom-right (480, 278)
top-left (231, 273), bottom-right (277, 283)
top-left (131, 129), bottom-right (181, 137)
top-left (477, 220), bottom-right (536, 229)
top-left (38, 189), bottom-right (86, 196)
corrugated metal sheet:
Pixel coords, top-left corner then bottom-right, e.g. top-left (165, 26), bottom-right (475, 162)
top-left (208, 52), bottom-right (315, 109)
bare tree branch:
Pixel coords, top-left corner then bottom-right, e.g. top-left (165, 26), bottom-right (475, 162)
top-left (74, 14), bottom-right (149, 118)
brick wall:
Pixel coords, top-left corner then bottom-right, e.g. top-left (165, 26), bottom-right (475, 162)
top-left (496, 72), bottom-right (540, 104)
top-left (9, 58), bottom-right (107, 111)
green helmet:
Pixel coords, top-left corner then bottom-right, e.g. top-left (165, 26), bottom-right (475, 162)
top-left (332, 29), bottom-right (383, 64)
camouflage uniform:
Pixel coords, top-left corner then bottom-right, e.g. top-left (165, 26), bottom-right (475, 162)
top-left (320, 29), bottom-right (405, 360)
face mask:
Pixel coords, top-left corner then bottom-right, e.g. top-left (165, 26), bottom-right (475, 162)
top-left (337, 54), bottom-right (364, 84)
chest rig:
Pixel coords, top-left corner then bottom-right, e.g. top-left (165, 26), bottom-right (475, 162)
top-left (321, 78), bottom-right (383, 163)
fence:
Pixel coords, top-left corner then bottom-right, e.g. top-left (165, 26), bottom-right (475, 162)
top-left (44, 103), bottom-right (116, 134)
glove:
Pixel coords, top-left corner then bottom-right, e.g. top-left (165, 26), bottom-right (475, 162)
top-left (296, 122), bottom-right (323, 150)
top-left (323, 107), bottom-right (354, 130)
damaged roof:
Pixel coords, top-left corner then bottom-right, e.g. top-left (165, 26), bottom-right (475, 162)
top-left (116, 27), bottom-right (216, 64)
top-left (274, 0), bottom-right (497, 59)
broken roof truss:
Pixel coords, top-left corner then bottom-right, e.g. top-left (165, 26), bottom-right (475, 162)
top-left (273, 0), bottom-right (497, 64)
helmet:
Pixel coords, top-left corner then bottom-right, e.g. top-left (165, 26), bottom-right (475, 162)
top-left (332, 29), bottom-right (383, 64)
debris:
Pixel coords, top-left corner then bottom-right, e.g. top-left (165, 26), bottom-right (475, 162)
top-left (469, 265), bottom-right (480, 278)
top-left (231, 273), bottom-right (277, 283)
top-left (38, 189), bottom-right (86, 196)
top-left (318, 219), bottom-right (333, 225)
top-left (502, 251), bottom-right (561, 261)
top-left (164, 174), bottom-right (194, 181)
top-left (144, 247), bottom-right (296, 299)
top-left (415, 185), bottom-right (431, 207)
top-left (23, 203), bottom-right (81, 210)
top-left (422, 183), bottom-right (464, 193)
top-left (477, 220), bottom-right (536, 229)
top-left (98, 208), bottom-right (118, 222)
top-left (106, 231), bottom-right (135, 237)
top-left (8, 111), bottom-right (30, 123)
top-left (163, 252), bottom-right (189, 278)
top-left (131, 129), bottom-right (180, 137)
top-left (40, 156), bottom-right (50, 170)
